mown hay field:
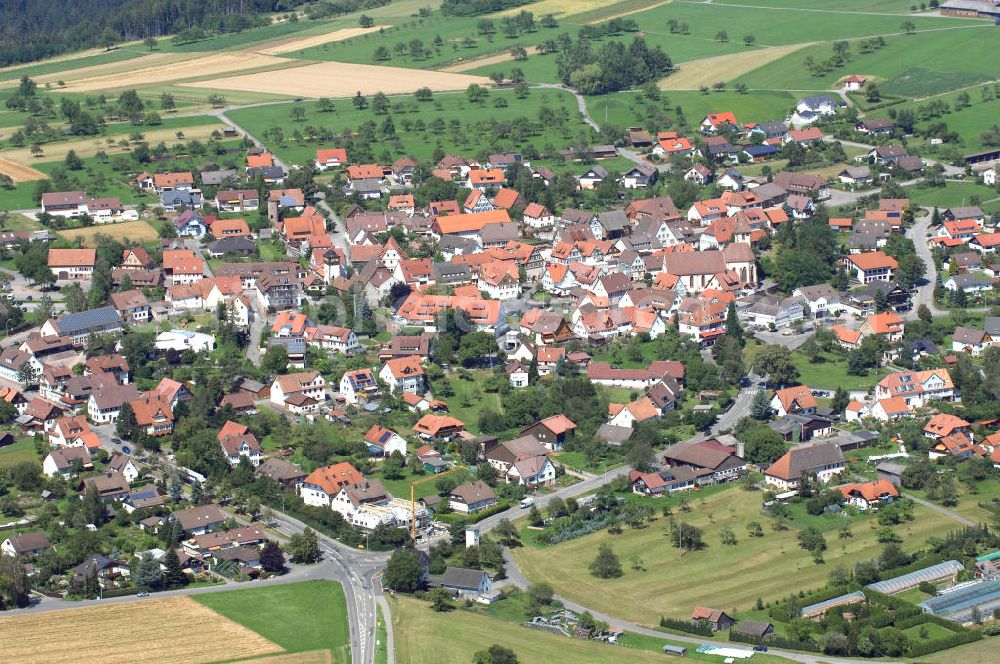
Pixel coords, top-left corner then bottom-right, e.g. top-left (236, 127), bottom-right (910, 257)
top-left (58, 52), bottom-right (296, 92)
top-left (0, 155), bottom-right (46, 182)
top-left (659, 43), bottom-right (811, 90)
top-left (0, 596), bottom-right (283, 664)
top-left (185, 61), bottom-right (488, 97)
top-left (256, 26), bottom-right (385, 55)
top-left (57, 220), bottom-right (160, 246)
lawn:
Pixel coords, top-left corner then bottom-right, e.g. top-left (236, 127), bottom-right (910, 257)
top-left (0, 437), bottom-right (40, 468)
top-left (439, 371), bottom-right (504, 436)
top-left (391, 595), bottom-right (716, 664)
top-left (195, 580), bottom-right (350, 659)
top-left (378, 467), bottom-right (468, 501)
top-left (906, 181), bottom-right (998, 208)
top-left (226, 86), bottom-right (585, 166)
top-left (790, 350), bottom-right (888, 392)
top-left (584, 89), bottom-right (795, 132)
top-left (375, 605), bottom-right (388, 664)
top-left (511, 485), bottom-right (957, 627)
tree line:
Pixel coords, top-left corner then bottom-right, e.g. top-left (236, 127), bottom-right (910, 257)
top-left (0, 0), bottom-right (308, 65)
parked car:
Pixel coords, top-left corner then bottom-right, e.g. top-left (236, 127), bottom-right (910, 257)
top-left (753, 645), bottom-right (768, 652)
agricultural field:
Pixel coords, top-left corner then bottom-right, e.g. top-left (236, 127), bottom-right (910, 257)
top-left (226, 86), bottom-right (584, 165)
top-left (186, 61), bottom-right (488, 98)
top-left (737, 27), bottom-right (1000, 94)
top-left (658, 44), bottom-right (811, 91)
top-left (56, 220), bottom-right (160, 247)
top-left (511, 484), bottom-right (957, 626)
top-left (195, 580), bottom-right (351, 661)
top-left (0, 596), bottom-right (282, 664)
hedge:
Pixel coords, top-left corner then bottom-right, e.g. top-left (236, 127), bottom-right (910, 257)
top-left (659, 616), bottom-right (714, 636)
top-left (728, 630), bottom-right (821, 652)
top-left (906, 629), bottom-right (982, 658)
top-left (101, 587), bottom-right (145, 599)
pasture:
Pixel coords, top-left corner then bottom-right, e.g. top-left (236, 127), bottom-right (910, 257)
top-left (511, 485), bottom-right (957, 626)
top-left (737, 28), bottom-right (1000, 94)
top-left (56, 220), bottom-right (160, 247)
top-left (0, 596), bottom-right (282, 663)
top-left (196, 580), bottom-right (351, 660)
top-left (905, 181), bottom-right (998, 207)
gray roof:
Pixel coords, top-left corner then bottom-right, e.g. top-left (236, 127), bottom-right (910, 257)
top-left (767, 441), bottom-right (844, 481)
top-left (429, 566), bottom-right (489, 591)
top-left (207, 237), bottom-right (256, 254)
top-left (598, 210), bottom-right (628, 231)
top-left (161, 190), bottom-right (200, 206)
top-left (948, 272), bottom-right (993, 288)
top-left (984, 316), bottom-right (1000, 336)
top-left (433, 262), bottom-right (472, 284)
top-left (579, 166), bottom-right (608, 179)
top-left (798, 95), bottom-right (835, 108)
top-left (52, 306), bottom-right (123, 335)
top-left (597, 423), bottom-right (634, 445)
top-left (478, 222), bottom-right (520, 243)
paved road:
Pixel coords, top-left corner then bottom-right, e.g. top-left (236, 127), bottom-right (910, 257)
top-left (10, 555), bottom-right (336, 615)
top-left (712, 372), bottom-right (762, 434)
top-left (268, 509), bottom-right (390, 664)
top-left (902, 492), bottom-right (976, 527)
top-left (905, 211), bottom-right (947, 318)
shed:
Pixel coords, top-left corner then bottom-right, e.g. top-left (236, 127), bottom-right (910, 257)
top-left (662, 644), bottom-right (687, 656)
top-left (876, 461), bottom-right (908, 487)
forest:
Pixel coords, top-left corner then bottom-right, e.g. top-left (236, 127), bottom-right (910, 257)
top-left (0, 0), bottom-right (307, 65)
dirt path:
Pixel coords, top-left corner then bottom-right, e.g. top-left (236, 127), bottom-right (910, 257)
top-left (254, 26), bottom-right (385, 55)
top-left (441, 47), bottom-right (539, 73)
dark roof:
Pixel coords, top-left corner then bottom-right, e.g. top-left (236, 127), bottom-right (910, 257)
top-left (735, 620), bottom-right (773, 638)
top-left (429, 566), bottom-right (488, 591)
top-left (52, 306), bottom-right (123, 335)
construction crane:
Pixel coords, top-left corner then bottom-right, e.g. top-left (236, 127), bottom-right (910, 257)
top-left (410, 480), bottom-right (416, 540)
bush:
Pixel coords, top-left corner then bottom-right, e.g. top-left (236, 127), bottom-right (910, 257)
top-left (906, 630), bottom-right (981, 657)
top-left (659, 616), bottom-right (713, 636)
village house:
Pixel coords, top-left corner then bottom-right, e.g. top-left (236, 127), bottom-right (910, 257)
top-left (448, 480), bottom-right (497, 514)
top-left (771, 385), bottom-right (817, 417)
top-left (48, 248), bottom-right (96, 281)
top-left (764, 441), bottom-right (846, 491)
top-left (270, 371), bottom-right (326, 412)
top-left (218, 420), bottom-right (262, 467)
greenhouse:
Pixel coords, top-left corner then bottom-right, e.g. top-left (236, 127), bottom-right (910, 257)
top-left (919, 579), bottom-right (1000, 623)
top-left (866, 560), bottom-right (965, 595)
top-left (801, 591), bottom-right (865, 618)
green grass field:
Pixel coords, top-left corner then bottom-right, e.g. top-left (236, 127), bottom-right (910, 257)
top-left (906, 181), bottom-right (998, 208)
top-left (226, 86), bottom-right (585, 166)
top-left (907, 478), bottom-right (1000, 524)
top-left (0, 438), bottom-right (39, 468)
top-left (390, 595), bottom-right (797, 664)
top-left (0, 47), bottom-right (147, 83)
top-left (512, 485), bottom-right (957, 627)
top-left (584, 89), bottom-right (795, 131)
top-left (196, 580), bottom-right (350, 659)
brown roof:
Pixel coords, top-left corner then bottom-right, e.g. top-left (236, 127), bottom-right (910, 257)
top-left (765, 441), bottom-right (844, 481)
top-left (172, 504), bottom-right (228, 531)
top-left (48, 248), bottom-right (96, 267)
top-left (450, 480), bottom-right (496, 505)
top-left (663, 438), bottom-right (740, 471)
